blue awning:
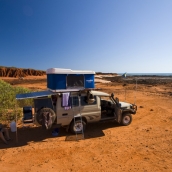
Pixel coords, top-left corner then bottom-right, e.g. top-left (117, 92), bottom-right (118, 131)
top-left (16, 88), bottom-right (89, 100)
top-left (16, 90), bottom-right (57, 100)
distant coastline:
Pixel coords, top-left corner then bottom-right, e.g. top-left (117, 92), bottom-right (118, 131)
top-left (118, 73), bottom-right (172, 77)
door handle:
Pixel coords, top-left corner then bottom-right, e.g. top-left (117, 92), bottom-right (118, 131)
top-left (62, 113), bottom-right (68, 116)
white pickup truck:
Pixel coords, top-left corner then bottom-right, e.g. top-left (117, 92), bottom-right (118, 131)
top-left (32, 90), bottom-right (137, 133)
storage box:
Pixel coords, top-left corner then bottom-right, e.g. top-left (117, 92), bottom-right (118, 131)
top-left (46, 68), bottom-right (95, 91)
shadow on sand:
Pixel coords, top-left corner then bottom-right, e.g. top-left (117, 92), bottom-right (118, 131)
top-left (0, 121), bottom-right (121, 149)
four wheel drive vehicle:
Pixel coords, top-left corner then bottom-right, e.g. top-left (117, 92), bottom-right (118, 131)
top-left (33, 90), bottom-right (137, 134)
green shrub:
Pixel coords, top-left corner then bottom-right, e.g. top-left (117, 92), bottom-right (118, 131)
top-left (0, 80), bottom-right (33, 123)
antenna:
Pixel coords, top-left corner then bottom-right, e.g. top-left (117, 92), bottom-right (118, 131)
top-left (122, 72), bottom-right (127, 101)
top-left (134, 77), bottom-right (137, 105)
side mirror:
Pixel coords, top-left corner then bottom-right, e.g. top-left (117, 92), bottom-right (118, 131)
top-left (115, 97), bottom-right (119, 104)
top-left (87, 92), bottom-right (95, 104)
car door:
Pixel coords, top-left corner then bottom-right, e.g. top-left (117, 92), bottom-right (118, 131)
top-left (71, 95), bottom-right (101, 122)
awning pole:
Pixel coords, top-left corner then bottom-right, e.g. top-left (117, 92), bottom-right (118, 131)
top-left (15, 103), bottom-right (18, 144)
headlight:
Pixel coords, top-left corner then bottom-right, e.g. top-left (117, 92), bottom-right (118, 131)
top-left (131, 104), bottom-right (137, 110)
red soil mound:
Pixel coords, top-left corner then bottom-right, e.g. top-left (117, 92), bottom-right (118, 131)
top-left (0, 67), bottom-right (46, 77)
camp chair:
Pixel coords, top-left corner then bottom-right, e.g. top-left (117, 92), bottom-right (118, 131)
top-left (23, 106), bottom-right (34, 127)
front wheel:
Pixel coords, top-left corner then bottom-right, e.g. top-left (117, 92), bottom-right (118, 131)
top-left (70, 119), bottom-right (86, 134)
top-left (121, 113), bottom-right (132, 126)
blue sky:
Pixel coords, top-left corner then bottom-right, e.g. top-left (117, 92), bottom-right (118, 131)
top-left (0, 0), bottom-right (172, 73)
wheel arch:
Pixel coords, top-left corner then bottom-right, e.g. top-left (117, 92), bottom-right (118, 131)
top-left (122, 109), bottom-right (136, 115)
top-left (70, 116), bottom-right (87, 125)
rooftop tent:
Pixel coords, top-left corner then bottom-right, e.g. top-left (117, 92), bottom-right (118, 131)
top-left (16, 68), bottom-right (96, 99)
top-left (46, 68), bottom-right (95, 92)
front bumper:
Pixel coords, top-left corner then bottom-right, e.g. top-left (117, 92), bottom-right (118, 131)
top-left (130, 104), bottom-right (137, 114)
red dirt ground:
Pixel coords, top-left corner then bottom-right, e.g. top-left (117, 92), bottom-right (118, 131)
top-left (0, 76), bottom-right (172, 172)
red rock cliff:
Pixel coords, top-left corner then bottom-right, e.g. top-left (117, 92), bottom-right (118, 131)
top-left (0, 67), bottom-right (46, 77)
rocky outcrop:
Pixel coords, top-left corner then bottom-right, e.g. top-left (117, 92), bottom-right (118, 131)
top-left (0, 67), bottom-right (46, 77)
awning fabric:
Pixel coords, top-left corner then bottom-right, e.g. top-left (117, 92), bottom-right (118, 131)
top-left (16, 90), bottom-right (56, 100)
top-left (16, 88), bottom-right (89, 100)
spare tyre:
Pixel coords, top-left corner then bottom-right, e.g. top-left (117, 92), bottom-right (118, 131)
top-left (36, 108), bottom-right (56, 129)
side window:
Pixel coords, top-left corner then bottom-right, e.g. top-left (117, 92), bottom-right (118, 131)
top-left (71, 96), bottom-right (79, 107)
top-left (81, 96), bottom-right (97, 106)
top-left (71, 96), bottom-right (97, 107)
top-left (34, 98), bottom-right (53, 112)
top-left (100, 96), bottom-right (115, 111)
top-left (67, 74), bottom-right (84, 88)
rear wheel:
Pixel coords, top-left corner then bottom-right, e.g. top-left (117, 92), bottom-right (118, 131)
top-left (70, 119), bottom-right (86, 134)
top-left (121, 113), bottom-right (132, 126)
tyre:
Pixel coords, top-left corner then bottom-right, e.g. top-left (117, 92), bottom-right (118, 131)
top-left (36, 108), bottom-right (56, 129)
top-left (70, 119), bottom-right (86, 134)
top-left (121, 113), bottom-right (132, 126)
